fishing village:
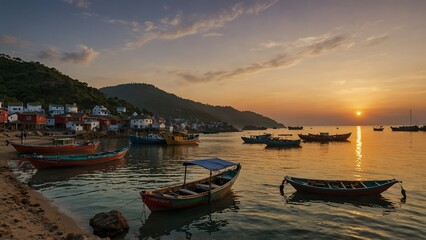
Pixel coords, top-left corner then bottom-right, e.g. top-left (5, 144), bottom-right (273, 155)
top-left (1, 1), bottom-right (426, 239)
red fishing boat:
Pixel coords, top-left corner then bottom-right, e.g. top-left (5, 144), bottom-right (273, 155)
top-left (284, 176), bottom-right (399, 196)
top-left (10, 138), bottom-right (99, 154)
top-left (23, 146), bottom-right (129, 169)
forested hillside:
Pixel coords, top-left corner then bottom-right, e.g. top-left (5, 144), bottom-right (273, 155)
top-left (101, 83), bottom-right (284, 129)
top-left (0, 54), bottom-right (144, 115)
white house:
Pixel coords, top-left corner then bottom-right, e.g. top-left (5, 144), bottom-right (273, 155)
top-left (116, 106), bottom-right (126, 114)
top-left (7, 102), bottom-right (24, 114)
top-left (49, 104), bottom-right (65, 116)
top-left (108, 123), bottom-right (123, 132)
top-left (26, 102), bottom-right (44, 113)
top-left (0, 101), bottom-right (2, 108)
top-left (65, 104), bottom-right (78, 113)
top-left (46, 115), bottom-right (55, 128)
top-left (8, 113), bottom-right (19, 123)
top-left (84, 119), bottom-right (100, 131)
top-left (130, 115), bottom-right (153, 129)
top-left (92, 105), bottom-right (110, 116)
top-left (66, 121), bottom-right (83, 132)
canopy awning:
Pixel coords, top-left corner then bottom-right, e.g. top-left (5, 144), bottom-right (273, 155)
top-left (183, 158), bottom-right (238, 171)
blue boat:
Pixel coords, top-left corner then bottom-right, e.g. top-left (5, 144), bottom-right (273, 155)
top-left (129, 133), bottom-right (166, 144)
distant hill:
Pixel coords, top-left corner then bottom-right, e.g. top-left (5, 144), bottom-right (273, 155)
top-left (0, 54), bottom-right (144, 115)
top-left (100, 83), bottom-right (284, 129)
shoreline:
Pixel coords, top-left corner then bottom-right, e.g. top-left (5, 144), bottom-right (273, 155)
top-left (0, 134), bottom-right (102, 239)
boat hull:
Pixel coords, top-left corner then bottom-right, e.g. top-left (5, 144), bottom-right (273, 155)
top-left (11, 142), bottom-right (99, 154)
top-left (298, 132), bottom-right (351, 142)
top-left (265, 139), bottom-right (301, 147)
top-left (285, 176), bottom-right (398, 196)
top-left (25, 147), bottom-right (129, 169)
top-left (141, 166), bottom-right (240, 211)
top-left (163, 135), bottom-right (199, 145)
top-left (390, 126), bottom-right (419, 132)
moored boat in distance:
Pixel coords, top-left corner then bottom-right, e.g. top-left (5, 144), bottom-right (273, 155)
top-left (141, 158), bottom-right (241, 211)
top-left (419, 125), bottom-right (426, 131)
top-left (128, 133), bottom-right (166, 144)
top-left (10, 138), bottom-right (99, 154)
top-left (163, 131), bottom-right (199, 145)
top-left (287, 126), bottom-right (303, 130)
top-left (373, 126), bottom-right (384, 131)
top-left (265, 134), bottom-right (301, 148)
top-left (298, 132), bottom-right (351, 142)
top-left (390, 125), bottom-right (419, 132)
top-left (284, 176), bottom-right (399, 196)
top-left (23, 146), bottom-right (129, 169)
top-left (241, 133), bottom-right (271, 144)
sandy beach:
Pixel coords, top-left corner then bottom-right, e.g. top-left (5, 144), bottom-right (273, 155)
top-left (0, 133), bottom-right (103, 240)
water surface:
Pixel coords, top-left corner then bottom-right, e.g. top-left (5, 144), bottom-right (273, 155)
top-left (11, 126), bottom-right (426, 239)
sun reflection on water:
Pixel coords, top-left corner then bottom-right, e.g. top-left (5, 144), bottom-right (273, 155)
top-left (355, 126), bottom-right (363, 175)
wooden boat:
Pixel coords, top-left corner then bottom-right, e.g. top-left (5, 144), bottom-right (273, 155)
top-left (241, 133), bottom-right (271, 143)
top-left (284, 176), bottom-right (399, 196)
top-left (288, 126), bottom-right (303, 130)
top-left (265, 134), bottom-right (301, 147)
top-left (141, 158), bottom-right (241, 211)
top-left (298, 132), bottom-right (351, 142)
top-left (390, 125), bottom-right (419, 132)
top-left (373, 126), bottom-right (384, 131)
top-left (10, 138), bottom-right (99, 154)
top-left (23, 146), bottom-right (129, 169)
top-left (128, 133), bottom-right (166, 144)
top-left (163, 131), bottom-right (199, 145)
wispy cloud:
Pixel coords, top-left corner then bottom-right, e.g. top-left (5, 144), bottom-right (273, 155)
top-left (0, 35), bottom-right (29, 47)
top-left (38, 44), bottom-right (99, 64)
top-left (171, 33), bottom-right (353, 83)
top-left (125, 0), bottom-right (278, 49)
top-left (362, 34), bottom-right (389, 46)
top-left (203, 32), bottom-right (223, 37)
top-left (64, 0), bottom-right (90, 9)
top-left (105, 18), bottom-right (142, 32)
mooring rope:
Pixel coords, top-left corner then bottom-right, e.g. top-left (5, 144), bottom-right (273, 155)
top-left (115, 196), bottom-right (141, 211)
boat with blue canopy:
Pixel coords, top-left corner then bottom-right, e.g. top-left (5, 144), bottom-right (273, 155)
top-left (141, 158), bottom-right (241, 211)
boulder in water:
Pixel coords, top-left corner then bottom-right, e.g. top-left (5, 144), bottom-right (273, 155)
top-left (89, 210), bottom-right (128, 238)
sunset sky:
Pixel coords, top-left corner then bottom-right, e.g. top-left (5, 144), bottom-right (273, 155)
top-left (1, 0), bottom-right (425, 125)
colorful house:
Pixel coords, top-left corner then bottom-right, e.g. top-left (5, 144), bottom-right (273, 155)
top-left (7, 102), bottom-right (24, 114)
top-left (130, 115), bottom-right (153, 129)
top-left (92, 105), bottom-right (110, 116)
top-left (26, 102), bottom-right (44, 113)
top-left (49, 104), bottom-right (65, 116)
top-left (65, 104), bottom-right (78, 113)
top-left (18, 112), bottom-right (46, 130)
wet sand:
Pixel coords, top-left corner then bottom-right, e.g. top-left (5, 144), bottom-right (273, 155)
top-left (0, 133), bottom-right (103, 239)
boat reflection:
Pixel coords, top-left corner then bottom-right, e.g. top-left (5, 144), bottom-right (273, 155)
top-left (138, 193), bottom-right (239, 240)
top-left (285, 192), bottom-right (399, 209)
top-left (28, 158), bottom-right (126, 189)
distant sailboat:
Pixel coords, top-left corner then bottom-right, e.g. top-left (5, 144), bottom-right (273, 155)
top-left (390, 110), bottom-right (419, 132)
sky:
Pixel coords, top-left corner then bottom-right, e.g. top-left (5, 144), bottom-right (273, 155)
top-left (1, 0), bottom-right (425, 125)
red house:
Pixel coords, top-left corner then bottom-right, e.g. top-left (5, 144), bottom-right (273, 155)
top-left (54, 113), bottom-right (87, 129)
top-left (18, 112), bottom-right (46, 130)
top-left (0, 108), bottom-right (8, 127)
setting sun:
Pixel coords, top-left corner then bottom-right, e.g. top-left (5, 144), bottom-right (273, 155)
top-left (356, 111), bottom-right (362, 116)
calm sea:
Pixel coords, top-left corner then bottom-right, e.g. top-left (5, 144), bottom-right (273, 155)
top-left (10, 126), bottom-right (426, 239)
